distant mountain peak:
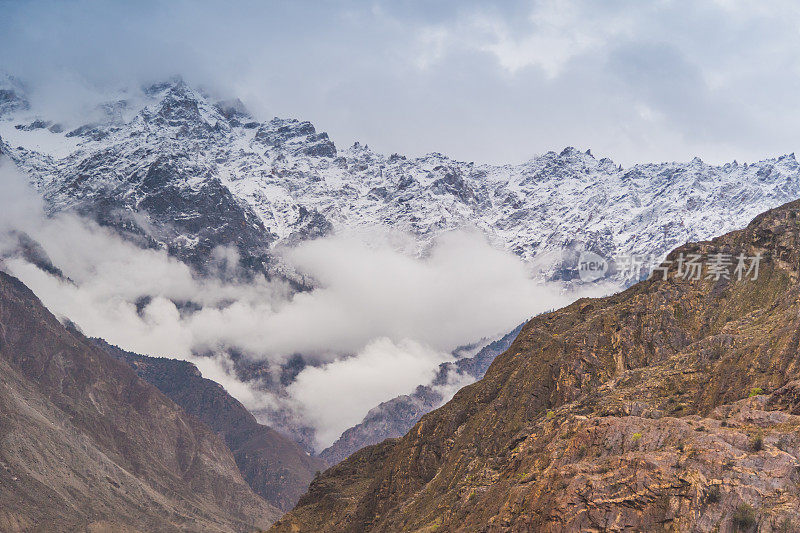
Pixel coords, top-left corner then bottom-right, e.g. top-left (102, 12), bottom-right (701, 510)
top-left (0, 75), bottom-right (29, 117)
top-left (2, 77), bottom-right (800, 289)
top-left (215, 97), bottom-right (251, 121)
top-left (142, 75), bottom-right (185, 96)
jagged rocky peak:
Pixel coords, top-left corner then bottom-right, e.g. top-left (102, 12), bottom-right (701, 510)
top-left (215, 97), bottom-right (251, 123)
top-left (144, 80), bottom-right (228, 133)
top-left (100, 77), bottom-right (240, 136)
top-left (156, 81), bottom-right (201, 119)
top-left (142, 75), bottom-right (185, 96)
top-left (559, 145), bottom-right (580, 157)
top-left (15, 119), bottom-right (62, 133)
top-left (5, 77), bottom-right (800, 287)
top-left (255, 117), bottom-right (315, 146)
top-left (254, 117), bottom-right (337, 157)
top-left (539, 145), bottom-right (598, 165)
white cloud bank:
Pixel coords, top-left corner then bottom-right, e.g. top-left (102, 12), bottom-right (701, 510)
top-left (0, 162), bottom-right (588, 449)
top-left (287, 338), bottom-right (450, 449)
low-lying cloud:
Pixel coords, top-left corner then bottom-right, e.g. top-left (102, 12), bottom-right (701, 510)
top-left (287, 338), bottom-right (450, 449)
top-left (0, 161), bottom-right (595, 450)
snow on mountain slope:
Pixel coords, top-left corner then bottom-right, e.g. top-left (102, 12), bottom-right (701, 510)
top-left (3, 77), bottom-right (800, 457)
top-left (2, 78), bottom-right (799, 284)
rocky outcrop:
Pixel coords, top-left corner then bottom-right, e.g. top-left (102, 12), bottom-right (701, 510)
top-left (4, 81), bottom-right (278, 279)
top-left (98, 340), bottom-right (327, 511)
top-left (272, 199), bottom-right (800, 532)
top-left (0, 271), bottom-right (280, 532)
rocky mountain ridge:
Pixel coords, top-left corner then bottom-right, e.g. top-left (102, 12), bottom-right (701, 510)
top-left (319, 325), bottom-right (523, 465)
top-left (273, 199), bottom-right (800, 531)
top-left (3, 78), bottom-right (800, 284)
top-left (0, 270), bottom-right (280, 532)
top-left (96, 339), bottom-right (327, 511)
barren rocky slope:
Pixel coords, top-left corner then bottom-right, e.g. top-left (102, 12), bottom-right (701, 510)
top-left (273, 200), bottom-right (800, 532)
top-left (98, 340), bottom-right (327, 511)
top-left (0, 271), bottom-right (280, 532)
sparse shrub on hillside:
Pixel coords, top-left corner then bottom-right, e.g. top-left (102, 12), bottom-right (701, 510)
top-left (732, 503), bottom-right (756, 531)
top-left (750, 433), bottom-right (764, 452)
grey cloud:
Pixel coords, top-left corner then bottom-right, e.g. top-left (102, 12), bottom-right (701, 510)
top-left (2, 1), bottom-right (800, 166)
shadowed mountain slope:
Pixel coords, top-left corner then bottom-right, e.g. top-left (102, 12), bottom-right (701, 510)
top-left (97, 340), bottom-right (327, 511)
top-left (272, 200), bottom-right (800, 531)
top-left (0, 270), bottom-right (280, 532)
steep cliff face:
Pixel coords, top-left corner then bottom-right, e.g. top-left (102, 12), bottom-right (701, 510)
top-left (273, 200), bottom-right (800, 532)
top-left (98, 340), bottom-right (327, 511)
top-left (0, 271), bottom-right (280, 532)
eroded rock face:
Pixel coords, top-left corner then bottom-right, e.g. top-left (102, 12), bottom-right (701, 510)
top-left (272, 200), bottom-right (800, 532)
top-left (454, 395), bottom-right (800, 532)
top-left (0, 271), bottom-right (280, 532)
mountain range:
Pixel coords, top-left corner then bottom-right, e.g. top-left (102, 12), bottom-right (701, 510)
top-left (94, 339), bottom-right (326, 512)
top-left (273, 197), bottom-right (800, 532)
top-left (0, 269), bottom-right (279, 532)
top-left (6, 77), bottom-right (800, 462)
top-left (4, 76), bottom-right (800, 530)
top-left (3, 78), bottom-right (800, 285)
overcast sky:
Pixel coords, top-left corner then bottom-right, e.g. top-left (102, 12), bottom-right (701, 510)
top-left (2, 0), bottom-right (800, 166)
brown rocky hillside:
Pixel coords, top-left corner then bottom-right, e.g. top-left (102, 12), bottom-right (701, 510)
top-left (96, 340), bottom-right (326, 511)
top-left (0, 270), bottom-right (281, 532)
top-left (272, 199), bottom-right (800, 532)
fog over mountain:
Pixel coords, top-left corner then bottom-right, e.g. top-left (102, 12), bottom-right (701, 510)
top-left (0, 160), bottom-right (576, 450)
top-left (5, 70), bottom-right (800, 451)
top-left (5, 3), bottom-right (800, 531)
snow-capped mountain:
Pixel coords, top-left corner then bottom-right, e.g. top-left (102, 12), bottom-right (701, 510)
top-left (3, 77), bottom-right (800, 459)
top-left (3, 78), bottom-right (800, 284)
